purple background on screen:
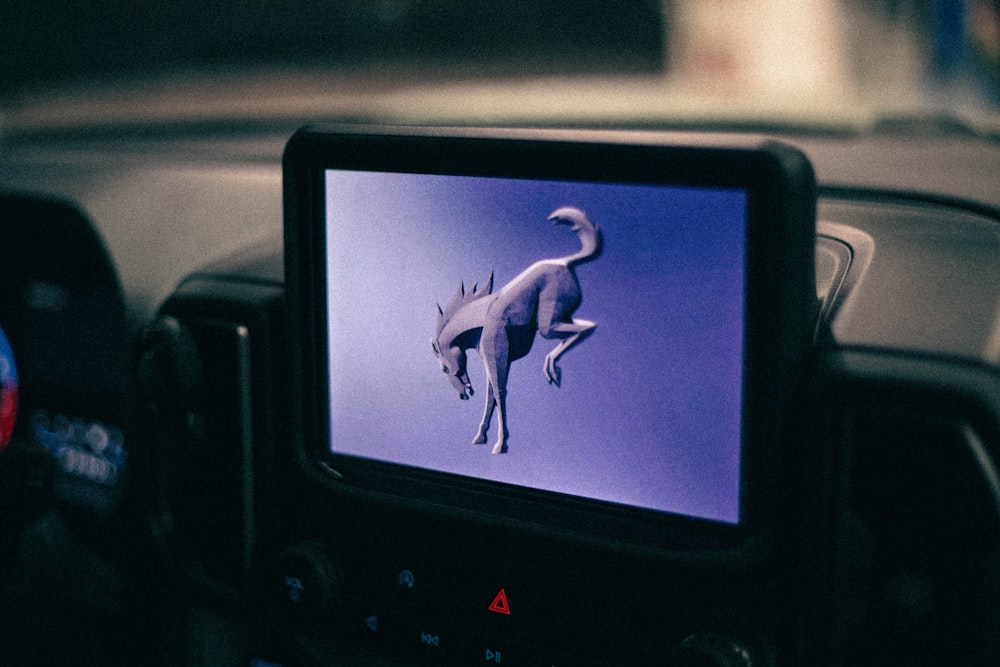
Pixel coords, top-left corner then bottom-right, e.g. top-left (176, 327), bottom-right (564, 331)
top-left (324, 170), bottom-right (745, 524)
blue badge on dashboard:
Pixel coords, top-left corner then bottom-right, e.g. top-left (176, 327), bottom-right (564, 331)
top-left (31, 411), bottom-right (127, 487)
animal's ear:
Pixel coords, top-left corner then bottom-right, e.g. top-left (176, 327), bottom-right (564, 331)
top-left (484, 270), bottom-right (494, 295)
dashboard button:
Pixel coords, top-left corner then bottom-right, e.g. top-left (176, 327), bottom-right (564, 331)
top-left (406, 622), bottom-right (468, 664)
top-left (465, 636), bottom-right (596, 666)
top-left (271, 542), bottom-right (342, 620)
top-left (398, 568), bottom-right (416, 589)
top-left (487, 587), bottom-right (512, 616)
top-left (370, 559), bottom-right (453, 613)
top-left (348, 604), bottom-right (405, 648)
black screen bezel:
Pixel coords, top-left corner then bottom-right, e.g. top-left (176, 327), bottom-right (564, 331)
top-left (284, 125), bottom-right (816, 559)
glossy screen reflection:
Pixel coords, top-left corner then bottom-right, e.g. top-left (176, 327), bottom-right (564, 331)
top-left (324, 170), bottom-right (746, 525)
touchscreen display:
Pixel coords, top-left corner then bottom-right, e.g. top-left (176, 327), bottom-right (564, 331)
top-left (323, 169), bottom-right (746, 525)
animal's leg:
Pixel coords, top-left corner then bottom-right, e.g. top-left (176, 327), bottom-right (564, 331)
top-left (473, 382), bottom-right (495, 444)
top-left (491, 387), bottom-right (509, 455)
top-left (480, 331), bottom-right (512, 454)
top-left (540, 319), bottom-right (596, 386)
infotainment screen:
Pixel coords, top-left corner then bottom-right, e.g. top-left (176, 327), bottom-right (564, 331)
top-left (324, 170), bottom-right (745, 523)
top-left (285, 126), bottom-right (815, 540)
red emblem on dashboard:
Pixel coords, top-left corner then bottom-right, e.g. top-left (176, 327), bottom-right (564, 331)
top-left (488, 588), bottom-right (511, 615)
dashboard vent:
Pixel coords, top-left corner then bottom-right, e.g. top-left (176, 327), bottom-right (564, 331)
top-left (138, 273), bottom-right (284, 599)
top-left (821, 350), bottom-right (1000, 665)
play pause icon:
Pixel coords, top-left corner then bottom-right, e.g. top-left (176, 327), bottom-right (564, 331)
top-left (485, 647), bottom-right (502, 663)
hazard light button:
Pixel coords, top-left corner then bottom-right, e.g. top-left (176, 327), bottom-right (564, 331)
top-left (487, 588), bottom-right (511, 616)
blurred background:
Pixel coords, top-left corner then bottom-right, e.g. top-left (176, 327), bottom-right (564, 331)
top-left (1, 1), bottom-right (998, 128)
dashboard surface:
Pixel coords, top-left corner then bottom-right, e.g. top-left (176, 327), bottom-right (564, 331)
top-left (1, 123), bottom-right (999, 665)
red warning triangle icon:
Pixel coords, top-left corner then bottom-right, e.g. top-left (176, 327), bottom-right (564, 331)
top-left (488, 588), bottom-right (511, 615)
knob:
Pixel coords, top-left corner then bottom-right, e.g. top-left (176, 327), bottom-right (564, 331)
top-left (669, 632), bottom-right (756, 667)
top-left (272, 542), bottom-right (342, 620)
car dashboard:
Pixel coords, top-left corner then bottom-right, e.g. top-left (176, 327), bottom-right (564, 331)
top-left (0, 122), bottom-right (999, 667)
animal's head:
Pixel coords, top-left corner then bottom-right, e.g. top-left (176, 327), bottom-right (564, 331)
top-left (430, 338), bottom-right (473, 400)
top-left (431, 275), bottom-right (493, 400)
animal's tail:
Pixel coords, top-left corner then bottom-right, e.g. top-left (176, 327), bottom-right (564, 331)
top-left (548, 207), bottom-right (603, 267)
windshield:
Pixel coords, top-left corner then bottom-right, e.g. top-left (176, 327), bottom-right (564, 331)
top-left (3, 1), bottom-right (998, 132)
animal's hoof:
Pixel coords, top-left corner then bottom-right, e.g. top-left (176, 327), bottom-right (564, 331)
top-left (473, 434), bottom-right (488, 444)
top-left (491, 442), bottom-right (508, 454)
